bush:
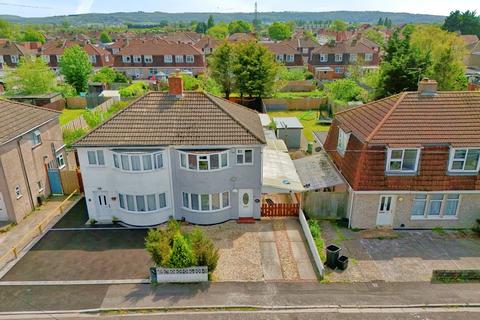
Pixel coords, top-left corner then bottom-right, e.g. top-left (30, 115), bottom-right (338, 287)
top-left (92, 67), bottom-right (128, 84)
top-left (145, 228), bottom-right (172, 267)
top-left (308, 219), bottom-right (321, 238)
top-left (119, 82), bottom-right (149, 98)
top-left (83, 110), bottom-right (104, 129)
top-left (189, 228), bottom-right (219, 273)
top-left (278, 67), bottom-right (313, 81)
top-left (324, 78), bottom-right (368, 103)
top-left (62, 128), bottom-right (87, 147)
top-left (168, 233), bottom-right (197, 268)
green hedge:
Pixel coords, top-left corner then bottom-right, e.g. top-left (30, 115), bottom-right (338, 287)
top-left (119, 82), bottom-right (149, 98)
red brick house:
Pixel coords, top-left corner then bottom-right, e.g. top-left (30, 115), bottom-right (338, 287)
top-left (261, 42), bottom-right (304, 68)
top-left (308, 37), bottom-right (380, 80)
top-left (112, 39), bottom-right (205, 79)
top-left (323, 79), bottom-right (480, 229)
top-left (0, 40), bottom-right (38, 69)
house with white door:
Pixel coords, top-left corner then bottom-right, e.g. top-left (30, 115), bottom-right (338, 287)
top-left (74, 74), bottom-right (266, 226)
top-left (322, 78), bottom-right (480, 229)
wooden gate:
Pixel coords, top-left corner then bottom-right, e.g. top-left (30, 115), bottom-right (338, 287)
top-left (261, 203), bottom-right (299, 217)
top-left (60, 170), bottom-right (83, 194)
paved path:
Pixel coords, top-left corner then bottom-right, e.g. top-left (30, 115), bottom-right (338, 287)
top-left (0, 282), bottom-right (478, 313)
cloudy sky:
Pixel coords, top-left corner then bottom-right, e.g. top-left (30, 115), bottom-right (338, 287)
top-left (0, 0), bottom-right (479, 17)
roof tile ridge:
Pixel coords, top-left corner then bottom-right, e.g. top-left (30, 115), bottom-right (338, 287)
top-left (203, 92), bottom-right (265, 144)
top-left (365, 92), bottom-right (408, 143)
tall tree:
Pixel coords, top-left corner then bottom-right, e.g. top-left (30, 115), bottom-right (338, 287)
top-left (228, 20), bottom-right (253, 34)
top-left (233, 41), bottom-right (278, 98)
top-left (100, 31), bottom-right (112, 43)
top-left (268, 22), bottom-right (292, 40)
top-left (0, 19), bottom-right (14, 39)
top-left (329, 19), bottom-right (348, 31)
top-left (207, 15), bottom-right (215, 29)
top-left (4, 57), bottom-right (57, 95)
top-left (377, 17), bottom-right (384, 26)
top-left (59, 45), bottom-right (93, 94)
top-left (208, 42), bottom-right (236, 99)
top-left (207, 22), bottom-right (229, 39)
top-left (195, 22), bottom-right (208, 34)
top-left (376, 30), bottom-right (431, 98)
top-left (443, 10), bottom-right (480, 36)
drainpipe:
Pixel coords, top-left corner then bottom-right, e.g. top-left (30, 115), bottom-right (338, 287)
top-left (348, 186), bottom-right (354, 229)
top-left (16, 138), bottom-right (35, 211)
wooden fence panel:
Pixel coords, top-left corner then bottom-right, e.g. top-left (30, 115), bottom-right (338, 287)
top-left (60, 170), bottom-right (81, 194)
top-left (261, 203), bottom-right (299, 217)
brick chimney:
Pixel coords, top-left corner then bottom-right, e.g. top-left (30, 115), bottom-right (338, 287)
top-left (418, 78), bottom-right (438, 97)
top-left (168, 70), bottom-right (183, 97)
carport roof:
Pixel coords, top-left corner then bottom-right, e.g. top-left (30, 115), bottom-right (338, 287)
top-left (262, 148), bottom-right (304, 193)
top-left (293, 152), bottom-right (346, 190)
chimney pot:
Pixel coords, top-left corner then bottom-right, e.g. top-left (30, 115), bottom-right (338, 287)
top-left (168, 70), bottom-right (183, 97)
top-left (418, 78), bottom-right (438, 97)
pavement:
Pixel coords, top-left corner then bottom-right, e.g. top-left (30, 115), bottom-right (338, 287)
top-left (0, 282), bottom-right (479, 313)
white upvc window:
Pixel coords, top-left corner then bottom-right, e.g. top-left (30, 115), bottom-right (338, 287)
top-left (335, 67), bottom-right (343, 74)
top-left (164, 55), bottom-right (173, 63)
top-left (337, 128), bottom-right (349, 157)
top-left (15, 185), bottom-right (22, 199)
top-left (119, 192), bottom-right (168, 213)
top-left (411, 193), bottom-right (460, 219)
top-left (276, 54), bottom-right (284, 62)
top-left (32, 129), bottom-right (42, 147)
top-left (10, 55), bottom-right (19, 63)
top-left (302, 48), bottom-right (309, 54)
top-left (286, 54), bottom-right (295, 62)
top-left (87, 150), bottom-right (105, 166)
top-left (0, 55), bottom-right (4, 63)
top-left (180, 151), bottom-right (229, 171)
top-left (448, 148), bottom-right (480, 173)
top-left (105, 55), bottom-right (109, 62)
top-left (236, 149), bottom-right (253, 165)
top-left (182, 191), bottom-right (230, 212)
top-left (364, 53), bottom-right (373, 61)
top-left (204, 48), bottom-right (211, 54)
top-left (320, 53), bottom-right (328, 62)
top-left (175, 55), bottom-right (184, 63)
top-left (144, 55), bottom-right (153, 63)
top-left (113, 152), bottom-right (164, 172)
top-left (89, 55), bottom-right (97, 63)
top-left (133, 55), bottom-right (141, 63)
top-left (185, 55), bottom-right (194, 63)
top-left (41, 55), bottom-right (50, 63)
top-left (386, 148), bottom-right (420, 173)
top-left (349, 53), bottom-right (357, 62)
top-left (122, 55), bottom-right (131, 63)
top-left (56, 153), bottom-right (65, 169)
top-left (334, 53), bottom-right (343, 62)
top-left (56, 55), bottom-right (62, 62)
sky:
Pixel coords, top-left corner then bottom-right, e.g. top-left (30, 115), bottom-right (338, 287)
top-left (0, 0), bottom-right (479, 17)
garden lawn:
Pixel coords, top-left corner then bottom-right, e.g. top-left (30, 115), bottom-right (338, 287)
top-left (267, 110), bottom-right (330, 141)
top-left (59, 109), bottom-right (86, 125)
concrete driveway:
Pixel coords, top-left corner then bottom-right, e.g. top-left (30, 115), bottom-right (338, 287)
top-left (320, 221), bottom-right (480, 282)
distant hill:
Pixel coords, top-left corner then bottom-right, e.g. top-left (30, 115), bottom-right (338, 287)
top-left (0, 11), bottom-right (445, 26)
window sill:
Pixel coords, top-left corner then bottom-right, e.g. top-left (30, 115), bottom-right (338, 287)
top-left (119, 207), bottom-right (169, 214)
top-left (31, 143), bottom-right (42, 150)
top-left (58, 165), bottom-right (66, 170)
top-left (16, 195), bottom-right (23, 200)
top-left (182, 206), bottom-right (231, 214)
top-left (446, 171), bottom-right (479, 176)
top-left (385, 171), bottom-right (418, 176)
top-left (410, 216), bottom-right (458, 221)
top-left (236, 163), bottom-right (254, 166)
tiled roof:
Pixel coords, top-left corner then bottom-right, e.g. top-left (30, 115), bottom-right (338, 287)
top-left (335, 91), bottom-right (480, 147)
top-left (312, 38), bottom-right (376, 54)
top-left (0, 99), bottom-right (59, 145)
top-left (74, 91), bottom-right (266, 147)
top-left (261, 42), bottom-right (298, 55)
top-left (117, 39), bottom-right (201, 56)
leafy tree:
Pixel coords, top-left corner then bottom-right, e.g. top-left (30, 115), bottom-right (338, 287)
top-left (207, 15), bottom-right (215, 29)
top-left (92, 67), bottom-right (128, 84)
top-left (443, 10), bottom-right (480, 37)
top-left (189, 228), bottom-right (219, 274)
top-left (100, 31), bottom-right (112, 43)
top-left (268, 22), bottom-right (293, 40)
top-left (410, 25), bottom-right (466, 90)
top-left (329, 19), bottom-right (348, 31)
top-left (207, 22), bottom-right (229, 39)
top-left (376, 30), bottom-right (431, 98)
top-left (302, 29), bottom-right (318, 43)
top-left (195, 22), bottom-right (208, 34)
top-left (0, 19), bottom-right (14, 39)
top-left (233, 41), bottom-right (279, 98)
top-left (228, 20), bottom-right (253, 34)
top-left (364, 28), bottom-right (385, 47)
top-left (20, 27), bottom-right (45, 43)
top-left (324, 78), bottom-right (367, 102)
top-left (208, 42), bottom-right (236, 99)
top-left (377, 17), bottom-right (384, 26)
top-left (59, 45), bottom-right (93, 94)
top-left (168, 233), bottom-right (197, 268)
top-left (384, 17), bottom-right (392, 28)
top-left (4, 57), bottom-right (57, 95)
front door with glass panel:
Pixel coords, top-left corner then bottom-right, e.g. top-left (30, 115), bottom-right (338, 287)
top-left (93, 191), bottom-right (110, 219)
top-left (376, 195), bottom-right (395, 226)
top-left (238, 189), bottom-right (253, 218)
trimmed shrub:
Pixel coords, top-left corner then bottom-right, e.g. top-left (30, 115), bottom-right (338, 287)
top-left (168, 233), bottom-right (197, 268)
top-left (189, 228), bottom-right (219, 273)
top-left (308, 219), bottom-right (320, 238)
top-left (145, 228), bottom-right (171, 267)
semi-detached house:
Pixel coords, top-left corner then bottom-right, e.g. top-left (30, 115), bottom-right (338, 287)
top-left (323, 79), bottom-right (480, 229)
top-left (74, 74), bottom-right (266, 226)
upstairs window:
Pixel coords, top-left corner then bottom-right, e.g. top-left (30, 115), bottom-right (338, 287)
top-left (448, 148), bottom-right (480, 173)
top-left (302, 48), bottom-right (309, 54)
top-left (276, 54), bottom-right (284, 62)
top-left (89, 55), bottom-right (97, 63)
top-left (349, 53), bottom-right (357, 62)
top-left (133, 55), bottom-right (141, 63)
top-left (180, 151), bottom-right (228, 171)
top-left (114, 152), bottom-right (164, 172)
top-left (32, 129), bottom-right (42, 147)
top-left (15, 185), bottom-right (22, 198)
top-left (87, 150), bottom-right (105, 166)
top-left (41, 55), bottom-right (50, 63)
top-left (185, 55), bottom-right (194, 63)
top-left (164, 55), bottom-right (173, 63)
top-left (122, 55), bottom-right (131, 63)
top-left (175, 55), bottom-right (184, 63)
top-left (144, 55), bottom-right (153, 63)
top-left (56, 153), bottom-right (65, 169)
top-left (320, 54), bottom-right (328, 62)
top-left (334, 54), bottom-right (343, 62)
top-left (10, 55), bottom-right (19, 63)
top-left (286, 54), bottom-right (295, 62)
top-left (386, 148), bottom-right (420, 173)
top-left (365, 53), bottom-right (373, 61)
top-left (336, 128), bottom-right (349, 157)
top-left (236, 149), bottom-right (253, 165)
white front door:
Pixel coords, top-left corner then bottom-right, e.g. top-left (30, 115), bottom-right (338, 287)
top-left (238, 189), bottom-right (253, 218)
top-left (0, 192), bottom-right (8, 220)
top-left (93, 191), bottom-right (111, 219)
top-left (376, 195), bottom-right (395, 226)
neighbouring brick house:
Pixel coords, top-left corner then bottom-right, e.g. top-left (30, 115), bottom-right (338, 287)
top-left (323, 79), bottom-right (480, 229)
top-left (261, 42), bottom-right (304, 68)
top-left (0, 99), bottom-right (68, 223)
top-left (39, 40), bottom-right (113, 71)
top-left (285, 37), bottom-right (320, 63)
top-left (112, 39), bottom-right (205, 79)
top-left (0, 40), bottom-right (39, 69)
top-left (308, 37), bottom-right (380, 80)
top-left (194, 36), bottom-right (222, 56)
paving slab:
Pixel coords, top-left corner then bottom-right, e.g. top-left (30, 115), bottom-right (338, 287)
top-left (260, 241), bottom-right (283, 280)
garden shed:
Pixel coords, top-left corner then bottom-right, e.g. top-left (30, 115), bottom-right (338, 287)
top-left (273, 117), bottom-right (304, 149)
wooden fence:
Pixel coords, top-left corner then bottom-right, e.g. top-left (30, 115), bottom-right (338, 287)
top-left (60, 170), bottom-right (83, 194)
top-left (261, 203), bottom-right (299, 217)
top-left (61, 97), bottom-right (115, 132)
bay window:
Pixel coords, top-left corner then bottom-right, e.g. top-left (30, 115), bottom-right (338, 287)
top-left (114, 152), bottom-right (164, 172)
top-left (119, 192), bottom-right (168, 212)
top-left (448, 148), bottom-right (480, 173)
top-left (386, 148), bottom-right (420, 173)
top-left (182, 191), bottom-right (230, 212)
top-left (180, 150), bottom-right (229, 171)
